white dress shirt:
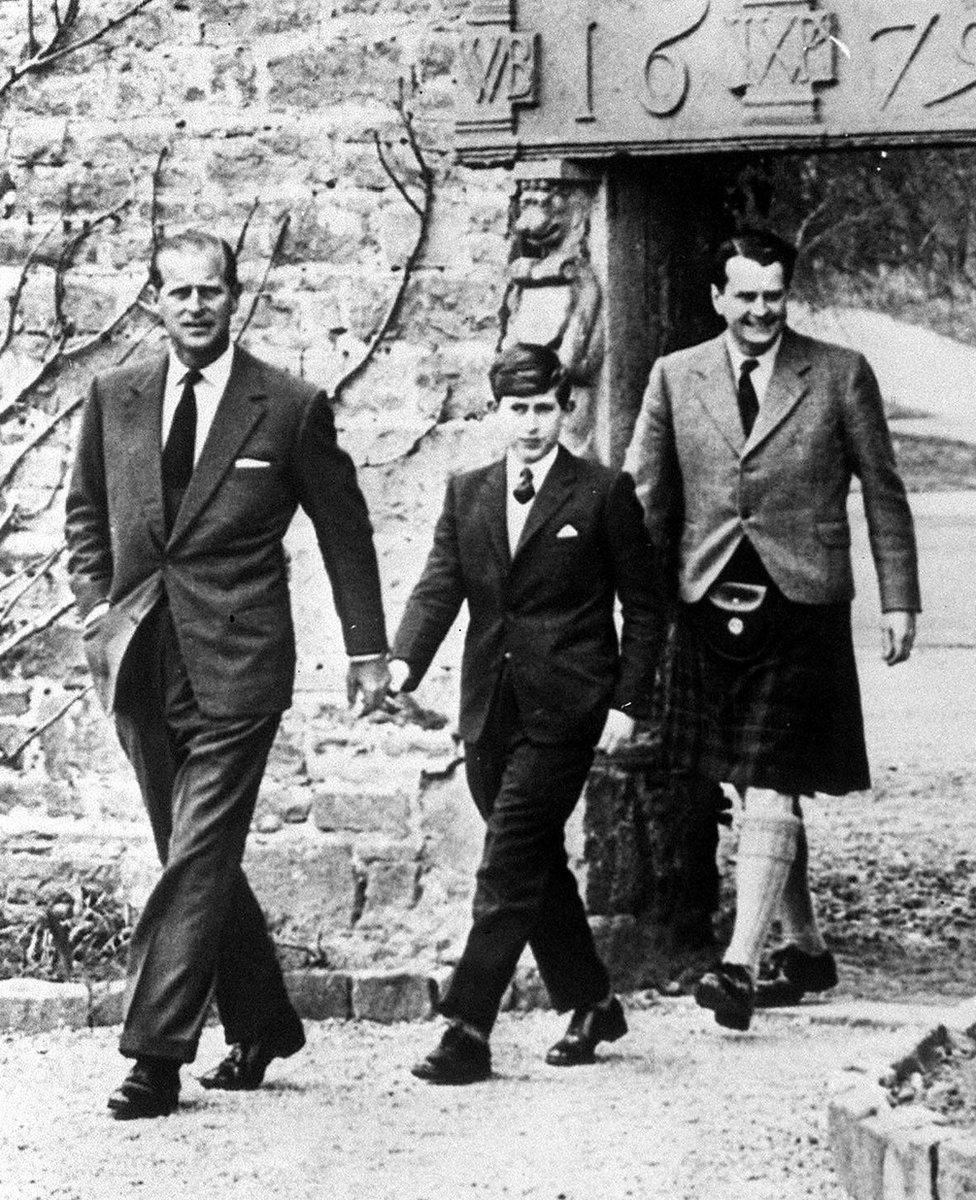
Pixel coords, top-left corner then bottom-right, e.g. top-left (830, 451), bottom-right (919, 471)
top-left (724, 331), bottom-right (783, 409)
top-left (505, 444), bottom-right (559, 556)
top-left (161, 343), bottom-right (235, 464)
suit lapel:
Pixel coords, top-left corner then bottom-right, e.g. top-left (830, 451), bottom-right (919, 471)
top-left (743, 328), bottom-right (811, 457)
top-left (692, 335), bottom-right (743, 457)
top-left (472, 459), bottom-right (511, 571)
top-left (513, 444), bottom-right (576, 561)
top-left (167, 347), bottom-right (268, 547)
top-left (123, 354), bottom-right (168, 548)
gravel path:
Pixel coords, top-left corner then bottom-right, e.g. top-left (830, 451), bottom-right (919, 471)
top-left (0, 1001), bottom-right (933, 1200)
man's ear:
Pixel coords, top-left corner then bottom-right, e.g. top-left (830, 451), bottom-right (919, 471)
top-left (710, 283), bottom-right (724, 316)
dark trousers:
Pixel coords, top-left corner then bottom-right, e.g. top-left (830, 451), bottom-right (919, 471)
top-left (113, 605), bottom-right (298, 1063)
top-left (439, 676), bottom-right (610, 1035)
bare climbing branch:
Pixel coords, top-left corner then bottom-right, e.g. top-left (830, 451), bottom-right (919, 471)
top-left (0, 222), bottom-right (58, 363)
top-left (1, 0), bottom-right (156, 100)
top-left (0, 543), bottom-right (64, 625)
top-left (333, 100), bottom-right (434, 405)
top-left (0, 598), bottom-right (75, 662)
top-left (0, 684), bottom-right (91, 765)
top-left (235, 210), bottom-right (291, 341)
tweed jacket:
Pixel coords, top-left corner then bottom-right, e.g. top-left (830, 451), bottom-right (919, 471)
top-left (623, 328), bottom-right (921, 611)
top-left (392, 445), bottom-right (665, 745)
top-left (65, 346), bottom-right (387, 717)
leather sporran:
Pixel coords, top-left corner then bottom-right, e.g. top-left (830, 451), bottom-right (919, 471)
top-left (696, 581), bottom-right (780, 661)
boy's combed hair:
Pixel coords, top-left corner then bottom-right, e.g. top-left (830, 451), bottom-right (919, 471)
top-left (488, 342), bottom-right (572, 409)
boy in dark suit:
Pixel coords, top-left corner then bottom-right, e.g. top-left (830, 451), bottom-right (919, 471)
top-left (389, 343), bottom-right (664, 1083)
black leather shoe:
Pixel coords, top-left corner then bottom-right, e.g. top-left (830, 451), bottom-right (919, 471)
top-left (755, 944), bottom-right (838, 1008)
top-left (198, 1019), bottom-right (305, 1091)
top-left (545, 997), bottom-right (628, 1066)
top-left (694, 962), bottom-right (755, 1031)
top-left (107, 1058), bottom-right (180, 1120)
top-left (411, 1024), bottom-right (491, 1085)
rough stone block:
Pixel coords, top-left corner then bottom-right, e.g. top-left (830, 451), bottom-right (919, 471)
top-left (939, 1136), bottom-right (976, 1200)
top-left (88, 980), bottom-right (127, 1028)
top-left (827, 1074), bottom-right (888, 1199)
top-left (244, 831), bottom-right (357, 941)
top-left (350, 970), bottom-right (436, 1023)
top-left (312, 787), bottom-right (410, 838)
top-left (589, 915), bottom-right (642, 992)
top-left (360, 858), bottom-right (418, 920)
top-left (882, 1114), bottom-right (941, 1200)
top-left (285, 970), bottom-right (352, 1021)
top-left (0, 978), bottom-right (88, 1032)
top-left (0, 684), bottom-right (31, 718)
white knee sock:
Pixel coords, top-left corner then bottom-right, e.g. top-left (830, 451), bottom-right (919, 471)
top-left (778, 820), bottom-right (828, 956)
top-left (723, 790), bottom-right (801, 976)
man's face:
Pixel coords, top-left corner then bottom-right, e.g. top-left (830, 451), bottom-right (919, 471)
top-left (154, 245), bottom-right (239, 367)
top-left (711, 254), bottom-right (788, 356)
top-left (496, 389), bottom-right (565, 464)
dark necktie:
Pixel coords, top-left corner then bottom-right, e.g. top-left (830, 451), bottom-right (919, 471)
top-left (513, 466), bottom-right (535, 505)
top-left (162, 367), bottom-right (201, 534)
top-left (737, 358), bottom-right (760, 438)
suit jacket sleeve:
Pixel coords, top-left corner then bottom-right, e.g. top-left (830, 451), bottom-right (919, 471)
top-left (292, 391), bottom-right (389, 656)
top-left (841, 355), bottom-right (921, 613)
top-left (604, 471), bottom-right (668, 719)
top-left (64, 378), bottom-right (113, 619)
top-left (622, 358), bottom-right (683, 594)
top-left (390, 476), bottom-right (466, 689)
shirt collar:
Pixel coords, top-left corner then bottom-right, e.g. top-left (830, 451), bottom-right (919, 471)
top-left (167, 342), bottom-right (235, 396)
top-left (506, 443), bottom-right (560, 493)
top-left (724, 331), bottom-right (783, 374)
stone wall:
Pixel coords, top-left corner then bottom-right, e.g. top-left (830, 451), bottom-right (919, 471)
top-left (0, 0), bottom-right (553, 979)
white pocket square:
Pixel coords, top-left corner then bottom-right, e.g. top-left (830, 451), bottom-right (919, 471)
top-left (556, 524), bottom-right (579, 539)
top-left (235, 457), bottom-right (273, 469)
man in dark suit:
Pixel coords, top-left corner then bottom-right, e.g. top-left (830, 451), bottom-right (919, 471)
top-left (624, 227), bottom-right (920, 1031)
top-left (65, 230), bottom-right (390, 1117)
top-left (389, 343), bottom-right (664, 1083)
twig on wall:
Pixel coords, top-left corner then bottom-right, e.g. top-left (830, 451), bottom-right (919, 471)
top-left (0, 597), bottom-right (75, 661)
top-left (1, 0), bottom-right (156, 100)
top-left (0, 544), bottom-right (64, 625)
top-left (332, 99), bottom-right (434, 406)
top-left (235, 210), bottom-right (291, 341)
top-left (0, 683), bottom-right (92, 765)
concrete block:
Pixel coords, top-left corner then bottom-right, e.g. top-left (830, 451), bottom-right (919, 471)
top-left (350, 970), bottom-right (436, 1023)
top-left (939, 1135), bottom-right (976, 1200)
top-left (88, 980), bottom-right (127, 1027)
top-left (285, 970), bottom-right (352, 1021)
top-left (0, 978), bottom-right (88, 1033)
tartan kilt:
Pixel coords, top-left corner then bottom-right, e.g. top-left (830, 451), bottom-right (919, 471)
top-left (664, 596), bottom-right (870, 797)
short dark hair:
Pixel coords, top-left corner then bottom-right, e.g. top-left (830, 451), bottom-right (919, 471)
top-left (149, 230), bottom-right (240, 293)
top-left (488, 342), bottom-right (573, 409)
top-left (710, 227), bottom-right (797, 291)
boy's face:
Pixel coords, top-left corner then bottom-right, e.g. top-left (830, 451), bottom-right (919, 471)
top-left (496, 389), bottom-right (565, 464)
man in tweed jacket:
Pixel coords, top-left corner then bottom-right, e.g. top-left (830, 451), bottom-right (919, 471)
top-left (624, 227), bottom-right (920, 1031)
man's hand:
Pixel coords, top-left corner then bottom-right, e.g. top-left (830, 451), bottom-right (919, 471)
top-left (387, 658), bottom-right (411, 695)
top-left (346, 656), bottom-right (391, 716)
top-left (83, 601), bottom-right (110, 628)
top-left (881, 610), bottom-right (916, 666)
top-left (597, 709), bottom-right (635, 755)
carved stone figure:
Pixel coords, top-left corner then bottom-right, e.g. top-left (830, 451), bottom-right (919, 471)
top-left (498, 179), bottom-right (604, 454)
